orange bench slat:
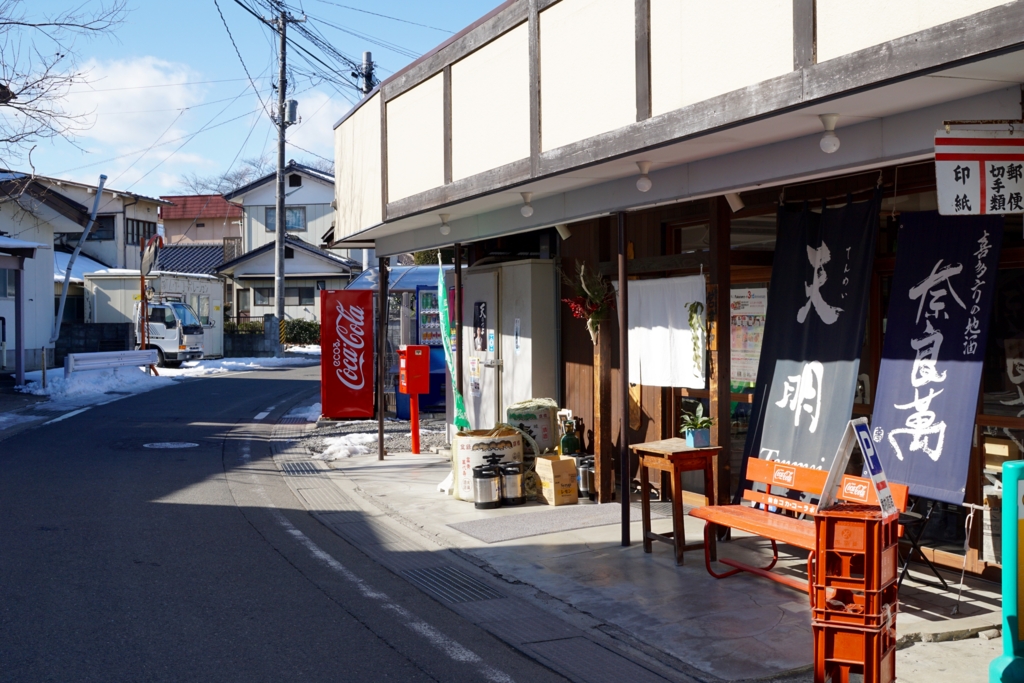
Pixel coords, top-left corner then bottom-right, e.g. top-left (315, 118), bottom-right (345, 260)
top-left (690, 504), bottom-right (816, 550)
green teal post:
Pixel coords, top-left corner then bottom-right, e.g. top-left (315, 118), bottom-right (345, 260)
top-left (992, 461), bottom-right (1024, 682)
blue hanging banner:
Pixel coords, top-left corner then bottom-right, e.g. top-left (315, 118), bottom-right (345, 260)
top-left (870, 211), bottom-right (1003, 505)
top-left (739, 190), bottom-right (881, 483)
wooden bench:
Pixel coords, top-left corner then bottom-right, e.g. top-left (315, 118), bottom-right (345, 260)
top-left (688, 458), bottom-right (909, 593)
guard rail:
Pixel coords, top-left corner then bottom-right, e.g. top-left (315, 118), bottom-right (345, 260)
top-left (64, 350), bottom-right (159, 377)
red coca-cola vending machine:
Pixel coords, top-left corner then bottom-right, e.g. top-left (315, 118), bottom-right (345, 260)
top-left (321, 289), bottom-right (374, 418)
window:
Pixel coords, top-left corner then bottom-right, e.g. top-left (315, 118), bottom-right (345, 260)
top-left (88, 215), bottom-right (116, 241)
top-left (289, 174), bottom-right (302, 187)
top-left (285, 247), bottom-right (294, 259)
top-left (254, 287), bottom-right (273, 305)
top-left (237, 289), bottom-right (250, 314)
top-left (0, 269), bottom-right (12, 297)
top-left (126, 219), bottom-right (157, 246)
top-left (316, 280), bottom-right (326, 291)
top-left (284, 287), bottom-right (315, 306)
top-left (188, 294), bottom-right (211, 325)
top-left (265, 206), bottom-right (306, 232)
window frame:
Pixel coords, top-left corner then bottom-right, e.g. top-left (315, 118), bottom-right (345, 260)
top-left (88, 215), bottom-right (116, 241)
top-left (264, 206), bottom-right (307, 232)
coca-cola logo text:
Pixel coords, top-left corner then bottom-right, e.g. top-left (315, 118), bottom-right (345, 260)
top-left (772, 465), bottom-right (796, 486)
top-left (333, 301), bottom-right (367, 391)
top-left (843, 479), bottom-right (869, 501)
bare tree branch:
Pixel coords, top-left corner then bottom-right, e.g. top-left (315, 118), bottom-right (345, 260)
top-left (0, 0), bottom-right (127, 166)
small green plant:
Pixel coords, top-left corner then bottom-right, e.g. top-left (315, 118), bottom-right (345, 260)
top-left (687, 301), bottom-right (705, 376)
top-left (679, 399), bottom-right (714, 432)
top-left (283, 319), bottom-right (321, 345)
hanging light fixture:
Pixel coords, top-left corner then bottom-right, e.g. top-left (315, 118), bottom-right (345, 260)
top-left (819, 114), bottom-right (840, 153)
top-left (520, 192), bottom-right (534, 217)
top-left (439, 213), bottom-right (451, 236)
top-left (635, 161), bottom-right (652, 192)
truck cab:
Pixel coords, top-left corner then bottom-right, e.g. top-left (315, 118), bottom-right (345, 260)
top-left (134, 301), bottom-right (205, 368)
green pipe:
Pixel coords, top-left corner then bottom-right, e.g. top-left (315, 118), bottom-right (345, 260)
top-left (992, 461), bottom-right (1024, 682)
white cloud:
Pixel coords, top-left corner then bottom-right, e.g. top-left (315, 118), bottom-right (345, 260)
top-left (287, 89), bottom-right (351, 165)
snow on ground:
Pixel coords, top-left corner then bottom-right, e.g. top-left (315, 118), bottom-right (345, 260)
top-left (157, 356), bottom-right (317, 378)
top-left (0, 412), bottom-right (43, 430)
top-left (286, 345), bottom-right (321, 355)
top-left (17, 357), bottom-right (317, 404)
top-left (312, 433), bottom-right (379, 460)
top-left (286, 402), bottom-right (322, 422)
top-left (19, 366), bottom-right (175, 401)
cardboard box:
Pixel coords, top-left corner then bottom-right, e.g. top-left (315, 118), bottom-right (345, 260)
top-left (535, 455), bottom-right (578, 506)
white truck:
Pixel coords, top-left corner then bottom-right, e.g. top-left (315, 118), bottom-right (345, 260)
top-left (84, 271), bottom-right (223, 366)
top-left (132, 300), bottom-right (205, 367)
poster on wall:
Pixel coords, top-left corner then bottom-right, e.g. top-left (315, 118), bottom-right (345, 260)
top-left (870, 211), bottom-right (1003, 505)
top-left (935, 130), bottom-right (1024, 216)
top-left (730, 288), bottom-right (767, 383)
top-left (473, 302), bottom-right (487, 352)
top-left (320, 289), bottom-right (374, 419)
top-left (740, 190), bottom-right (882, 478)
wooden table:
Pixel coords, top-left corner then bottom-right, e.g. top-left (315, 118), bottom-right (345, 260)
top-left (630, 438), bottom-right (721, 566)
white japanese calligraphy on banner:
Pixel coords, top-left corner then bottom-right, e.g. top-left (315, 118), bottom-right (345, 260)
top-left (936, 130), bottom-right (1024, 215)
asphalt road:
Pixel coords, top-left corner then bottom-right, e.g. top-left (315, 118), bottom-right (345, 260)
top-left (0, 366), bottom-right (566, 683)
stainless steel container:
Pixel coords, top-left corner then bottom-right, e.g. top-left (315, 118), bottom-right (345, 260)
top-left (472, 465), bottom-right (501, 509)
top-left (500, 463), bottom-right (525, 506)
top-left (577, 457), bottom-right (591, 497)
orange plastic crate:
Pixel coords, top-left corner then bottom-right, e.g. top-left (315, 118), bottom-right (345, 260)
top-left (814, 504), bottom-right (898, 591)
top-left (811, 583), bottom-right (898, 629)
top-left (812, 622), bottom-right (896, 683)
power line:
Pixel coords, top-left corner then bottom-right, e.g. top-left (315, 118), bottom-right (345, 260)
top-left (108, 109), bottom-right (187, 185)
top-left (309, 0), bottom-right (452, 34)
top-left (214, 0), bottom-right (272, 115)
top-left (68, 77), bottom-right (262, 93)
top-left (288, 140), bottom-right (332, 164)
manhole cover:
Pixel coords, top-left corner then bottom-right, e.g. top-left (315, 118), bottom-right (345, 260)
top-left (143, 442), bottom-right (199, 449)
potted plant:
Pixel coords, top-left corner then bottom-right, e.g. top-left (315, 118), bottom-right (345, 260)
top-left (680, 399), bottom-right (714, 448)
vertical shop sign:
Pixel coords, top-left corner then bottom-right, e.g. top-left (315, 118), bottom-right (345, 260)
top-left (936, 130), bottom-right (1024, 215)
top-left (730, 288), bottom-right (767, 382)
top-left (871, 212), bottom-right (1002, 504)
top-left (740, 190), bottom-right (881, 476)
top-left (320, 289), bottom-right (374, 418)
top-left (473, 302), bottom-right (487, 352)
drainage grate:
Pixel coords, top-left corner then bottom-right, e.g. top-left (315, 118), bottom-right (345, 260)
top-left (402, 566), bottom-right (505, 603)
top-left (281, 461), bottom-right (323, 476)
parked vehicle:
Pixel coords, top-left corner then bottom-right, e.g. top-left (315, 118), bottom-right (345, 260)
top-left (132, 300), bottom-right (205, 367)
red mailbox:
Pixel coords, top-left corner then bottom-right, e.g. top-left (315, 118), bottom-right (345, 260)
top-left (399, 345), bottom-right (430, 395)
top-left (398, 345), bottom-right (430, 454)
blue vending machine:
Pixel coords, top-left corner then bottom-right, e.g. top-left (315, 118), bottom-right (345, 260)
top-left (396, 285), bottom-right (447, 418)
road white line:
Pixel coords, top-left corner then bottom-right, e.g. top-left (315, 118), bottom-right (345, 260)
top-left (253, 411), bottom-right (270, 421)
top-left (237, 429), bottom-right (513, 683)
top-left (42, 407), bottom-right (90, 425)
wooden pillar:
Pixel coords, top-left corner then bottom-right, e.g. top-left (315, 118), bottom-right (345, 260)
top-left (594, 320), bottom-right (613, 502)
top-left (708, 197), bottom-right (731, 504)
top-left (617, 211), bottom-right (630, 542)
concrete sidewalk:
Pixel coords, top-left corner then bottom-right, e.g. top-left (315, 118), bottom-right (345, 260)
top-left (279, 417), bottom-right (1002, 683)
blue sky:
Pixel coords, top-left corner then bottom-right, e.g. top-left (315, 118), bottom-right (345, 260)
top-left (28, 0), bottom-right (499, 198)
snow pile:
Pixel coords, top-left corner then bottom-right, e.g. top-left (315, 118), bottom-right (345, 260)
top-left (0, 412), bottom-right (39, 430)
top-left (19, 366), bottom-right (174, 400)
top-left (158, 356), bottom-right (317, 378)
top-left (313, 433), bottom-right (378, 460)
top-left (286, 402), bottom-right (322, 422)
top-left (287, 345), bottom-right (322, 355)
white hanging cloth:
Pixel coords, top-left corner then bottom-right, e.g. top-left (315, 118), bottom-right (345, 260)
top-left (627, 275), bottom-right (706, 388)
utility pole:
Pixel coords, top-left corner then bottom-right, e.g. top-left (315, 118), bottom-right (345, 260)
top-left (273, 10), bottom-right (304, 355)
top-left (358, 51), bottom-right (374, 95)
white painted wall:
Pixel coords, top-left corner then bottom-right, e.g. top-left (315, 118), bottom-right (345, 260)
top-left (335, 93), bottom-right (382, 237)
top-left (237, 277), bottom-right (350, 322)
top-left (244, 204), bottom-right (334, 251)
top-left (226, 246), bottom-right (349, 278)
top-left (650, 0), bottom-right (793, 116)
top-left (451, 23), bottom-right (531, 180)
top-left (817, 0), bottom-right (1007, 63)
top-left (540, 0), bottom-right (636, 151)
top-left (387, 73), bottom-right (445, 201)
top-left (0, 209), bottom-right (54, 371)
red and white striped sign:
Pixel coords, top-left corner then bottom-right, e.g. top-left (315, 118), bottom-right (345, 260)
top-left (936, 130), bottom-right (1024, 215)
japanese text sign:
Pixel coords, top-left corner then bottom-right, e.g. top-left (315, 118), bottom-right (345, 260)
top-left (870, 212), bottom-right (1003, 504)
top-left (936, 130), bottom-right (1024, 215)
top-left (321, 289), bottom-right (374, 419)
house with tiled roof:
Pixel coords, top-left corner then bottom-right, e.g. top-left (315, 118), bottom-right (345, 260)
top-left (158, 194), bottom-right (243, 244)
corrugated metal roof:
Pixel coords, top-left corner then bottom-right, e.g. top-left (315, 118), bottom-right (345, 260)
top-left (156, 244), bottom-right (225, 274)
top-left (159, 195), bottom-right (243, 221)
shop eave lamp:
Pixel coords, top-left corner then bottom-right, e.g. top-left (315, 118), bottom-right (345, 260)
top-left (819, 113), bottom-right (840, 154)
top-left (439, 213), bottom-right (451, 236)
top-left (636, 161), bottom-right (653, 192)
top-left (520, 192), bottom-right (534, 218)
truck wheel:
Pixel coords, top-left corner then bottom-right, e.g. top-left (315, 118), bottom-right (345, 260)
top-left (155, 348), bottom-right (167, 368)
